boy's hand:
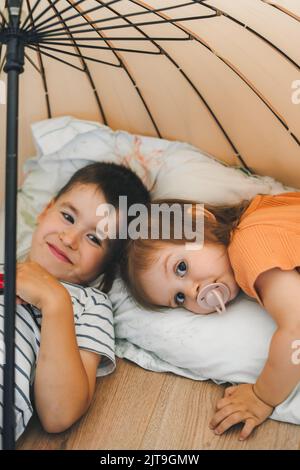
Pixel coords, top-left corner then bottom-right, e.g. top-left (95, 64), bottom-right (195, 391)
top-left (16, 261), bottom-right (68, 310)
top-left (209, 383), bottom-right (274, 441)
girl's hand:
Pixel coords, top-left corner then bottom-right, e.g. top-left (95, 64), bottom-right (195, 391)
top-left (209, 383), bottom-right (274, 441)
top-left (16, 261), bottom-right (67, 310)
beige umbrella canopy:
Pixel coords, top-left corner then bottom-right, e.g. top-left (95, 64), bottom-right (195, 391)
top-left (0, 0), bottom-right (299, 449)
top-left (0, 0), bottom-right (300, 190)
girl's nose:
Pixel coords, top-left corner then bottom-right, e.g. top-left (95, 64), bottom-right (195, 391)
top-left (187, 280), bottom-right (200, 302)
top-left (59, 229), bottom-right (79, 249)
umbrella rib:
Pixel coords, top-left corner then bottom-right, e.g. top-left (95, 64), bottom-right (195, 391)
top-left (0, 16), bottom-right (5, 72)
top-left (24, 52), bottom-right (41, 73)
top-left (25, 0), bottom-right (217, 37)
top-left (34, 41), bottom-right (158, 58)
top-left (22, 0), bottom-right (61, 30)
top-left (23, 0), bottom-right (122, 33)
top-left (0, 49), bottom-right (5, 73)
top-left (205, 2), bottom-right (300, 69)
top-left (7, 1), bottom-right (298, 154)
top-left (0, 10), bottom-right (8, 26)
top-left (45, 0), bottom-right (110, 125)
top-left (24, 0), bottom-right (199, 33)
top-left (23, 0), bottom-right (87, 32)
top-left (67, 0), bottom-right (162, 136)
top-left (198, 3), bottom-right (300, 144)
top-left (26, 44), bottom-right (89, 72)
top-left (129, 0), bottom-right (251, 168)
top-left (97, 0), bottom-right (250, 160)
top-left (192, 36), bottom-right (300, 146)
top-left (136, 0), bottom-right (300, 155)
top-left (28, 1), bottom-right (199, 37)
top-left (25, 0), bottom-right (52, 119)
top-left (39, 36), bottom-right (192, 42)
top-left (23, 50), bottom-right (52, 118)
top-left (260, 1), bottom-right (300, 22)
top-left (33, 13), bottom-right (218, 36)
top-left (138, 0), bottom-right (300, 146)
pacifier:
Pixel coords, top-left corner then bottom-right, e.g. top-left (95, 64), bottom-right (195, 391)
top-left (197, 282), bottom-right (230, 314)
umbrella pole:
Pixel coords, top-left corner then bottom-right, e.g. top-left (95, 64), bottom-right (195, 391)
top-left (2, 7), bottom-right (24, 448)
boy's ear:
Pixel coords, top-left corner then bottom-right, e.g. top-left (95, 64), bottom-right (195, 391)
top-left (37, 199), bottom-right (55, 223)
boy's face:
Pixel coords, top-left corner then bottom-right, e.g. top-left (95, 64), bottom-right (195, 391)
top-left (28, 184), bottom-right (110, 285)
top-left (138, 242), bottom-right (240, 314)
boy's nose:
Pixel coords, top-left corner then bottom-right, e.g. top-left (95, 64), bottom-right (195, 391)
top-left (59, 229), bottom-right (79, 249)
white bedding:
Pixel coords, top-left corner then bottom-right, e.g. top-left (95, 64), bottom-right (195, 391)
top-left (1, 115), bottom-right (299, 425)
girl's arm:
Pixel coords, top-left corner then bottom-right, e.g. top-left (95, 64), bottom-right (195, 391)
top-left (253, 267), bottom-right (300, 406)
top-left (33, 289), bottom-right (100, 433)
top-left (210, 267), bottom-right (300, 440)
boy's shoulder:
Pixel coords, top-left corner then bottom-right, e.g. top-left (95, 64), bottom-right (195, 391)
top-left (60, 280), bottom-right (110, 304)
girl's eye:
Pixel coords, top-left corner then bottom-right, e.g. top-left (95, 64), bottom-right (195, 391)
top-left (176, 261), bottom-right (187, 277)
top-left (87, 234), bottom-right (101, 246)
top-left (62, 212), bottom-right (74, 223)
top-left (175, 292), bottom-right (185, 305)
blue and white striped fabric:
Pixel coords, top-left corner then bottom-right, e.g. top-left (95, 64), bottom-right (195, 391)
top-left (0, 278), bottom-right (115, 446)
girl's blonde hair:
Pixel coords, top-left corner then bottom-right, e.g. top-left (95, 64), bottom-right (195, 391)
top-left (119, 197), bottom-right (252, 310)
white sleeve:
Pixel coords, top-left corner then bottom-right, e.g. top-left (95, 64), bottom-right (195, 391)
top-left (75, 288), bottom-right (115, 377)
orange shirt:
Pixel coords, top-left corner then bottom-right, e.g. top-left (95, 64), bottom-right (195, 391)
top-left (227, 192), bottom-right (300, 307)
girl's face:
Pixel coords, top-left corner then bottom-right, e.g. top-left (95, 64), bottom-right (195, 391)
top-left (138, 242), bottom-right (240, 314)
top-left (28, 184), bottom-right (110, 285)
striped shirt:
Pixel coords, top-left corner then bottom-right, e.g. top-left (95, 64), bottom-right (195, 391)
top-left (0, 275), bottom-right (115, 446)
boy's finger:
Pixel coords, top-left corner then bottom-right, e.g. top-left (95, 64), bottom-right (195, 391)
top-left (16, 296), bottom-right (26, 305)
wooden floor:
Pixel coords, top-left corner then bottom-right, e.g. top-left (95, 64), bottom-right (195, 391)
top-left (17, 358), bottom-right (300, 450)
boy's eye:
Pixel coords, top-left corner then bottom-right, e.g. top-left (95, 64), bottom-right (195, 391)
top-left (175, 292), bottom-right (185, 305)
top-left (62, 212), bottom-right (74, 223)
top-left (87, 234), bottom-right (102, 246)
top-left (176, 261), bottom-right (187, 277)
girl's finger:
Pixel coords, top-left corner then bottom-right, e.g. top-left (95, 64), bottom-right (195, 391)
top-left (224, 386), bottom-right (237, 397)
top-left (239, 418), bottom-right (256, 441)
top-left (213, 411), bottom-right (249, 436)
top-left (210, 404), bottom-right (238, 429)
top-left (216, 397), bottom-right (231, 410)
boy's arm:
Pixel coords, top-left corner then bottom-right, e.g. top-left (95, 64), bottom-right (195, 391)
top-left (253, 267), bottom-right (300, 406)
top-left (34, 289), bottom-right (101, 433)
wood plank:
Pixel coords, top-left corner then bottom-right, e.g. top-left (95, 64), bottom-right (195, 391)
top-left (17, 358), bottom-right (300, 450)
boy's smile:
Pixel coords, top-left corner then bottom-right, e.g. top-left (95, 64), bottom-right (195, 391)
top-left (47, 242), bottom-right (73, 264)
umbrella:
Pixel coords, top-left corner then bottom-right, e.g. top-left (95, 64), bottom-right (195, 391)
top-left (0, 0), bottom-right (299, 449)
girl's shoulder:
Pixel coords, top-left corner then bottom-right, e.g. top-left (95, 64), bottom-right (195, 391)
top-left (238, 191), bottom-right (300, 227)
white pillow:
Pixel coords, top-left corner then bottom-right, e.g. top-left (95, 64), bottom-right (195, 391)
top-left (1, 116), bottom-right (299, 426)
top-left (111, 279), bottom-right (300, 425)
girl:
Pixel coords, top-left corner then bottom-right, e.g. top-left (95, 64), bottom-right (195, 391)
top-left (120, 192), bottom-right (300, 440)
top-left (0, 161), bottom-right (150, 446)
